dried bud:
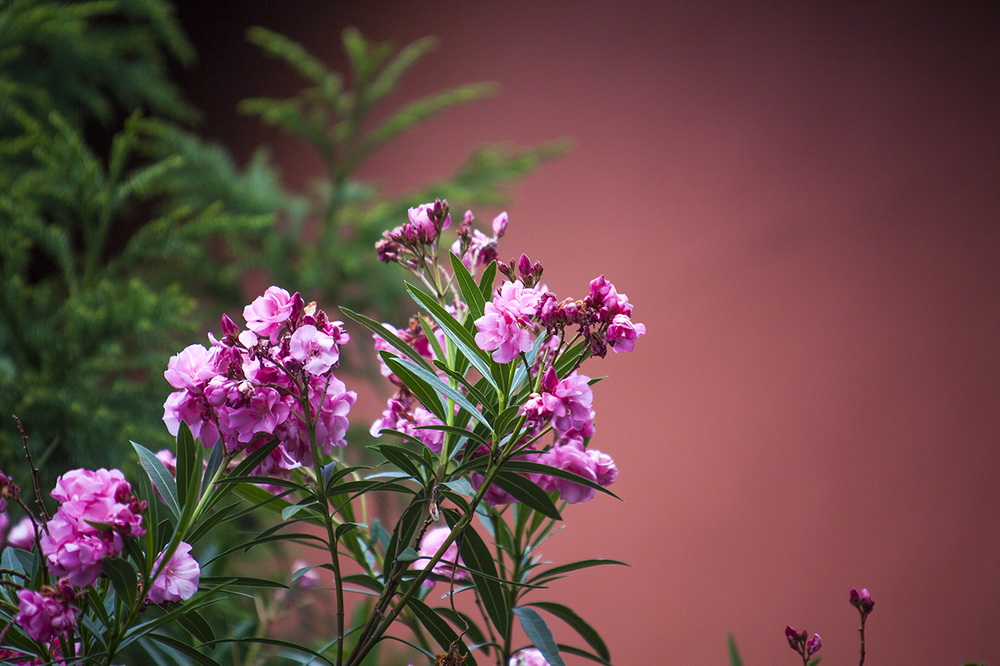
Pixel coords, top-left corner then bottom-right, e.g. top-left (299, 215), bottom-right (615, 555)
top-left (0, 469), bottom-right (20, 509)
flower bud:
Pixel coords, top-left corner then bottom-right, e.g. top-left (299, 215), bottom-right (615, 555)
top-left (492, 211), bottom-right (508, 237)
top-left (220, 314), bottom-right (240, 340)
top-left (807, 633), bottom-right (822, 655)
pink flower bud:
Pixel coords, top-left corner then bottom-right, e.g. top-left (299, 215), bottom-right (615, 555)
top-left (807, 633), bottom-right (822, 655)
top-left (492, 211), bottom-right (508, 237)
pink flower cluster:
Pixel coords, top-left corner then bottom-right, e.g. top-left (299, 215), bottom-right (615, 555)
top-left (376, 199), bottom-right (452, 266)
top-left (474, 280), bottom-right (542, 363)
top-left (39, 468), bottom-right (146, 588)
top-left (15, 582), bottom-right (77, 644)
top-left (162, 286), bottom-right (357, 476)
top-left (475, 267), bottom-right (645, 364)
top-left (148, 542), bottom-right (200, 605)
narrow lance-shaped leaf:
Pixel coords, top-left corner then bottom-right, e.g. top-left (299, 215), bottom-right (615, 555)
top-left (133, 441), bottom-right (180, 520)
top-left (390, 356), bottom-right (492, 429)
top-left (526, 601), bottom-right (611, 662)
top-left (513, 606), bottom-right (565, 666)
top-left (405, 281), bottom-right (500, 392)
top-left (449, 514), bottom-right (511, 638)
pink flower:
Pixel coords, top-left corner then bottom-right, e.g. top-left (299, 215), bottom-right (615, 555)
top-left (586, 448), bottom-right (619, 487)
top-left (224, 387), bottom-right (291, 444)
top-left (474, 308), bottom-right (535, 363)
top-left (606, 313), bottom-right (646, 353)
top-left (289, 324), bottom-right (339, 375)
top-left (41, 513), bottom-right (121, 587)
top-left (370, 398), bottom-right (444, 452)
top-left (148, 541), bottom-right (200, 605)
top-left (413, 526), bottom-right (468, 585)
top-left (155, 449), bottom-right (177, 476)
top-left (537, 444), bottom-right (599, 504)
top-left (16, 585), bottom-right (77, 644)
top-left (50, 468), bottom-right (145, 538)
top-left (540, 369), bottom-right (594, 436)
top-left (509, 648), bottom-right (549, 666)
top-left (243, 286), bottom-right (297, 341)
top-left (7, 516), bottom-right (38, 550)
top-left (164, 344), bottom-right (216, 390)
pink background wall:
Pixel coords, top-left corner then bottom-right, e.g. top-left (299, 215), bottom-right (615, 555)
top-left (177, 1), bottom-right (1000, 663)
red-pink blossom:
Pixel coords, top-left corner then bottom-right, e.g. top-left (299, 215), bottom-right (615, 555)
top-left (16, 586), bottom-right (77, 644)
top-left (243, 286), bottom-right (297, 341)
top-left (289, 324), bottom-right (340, 375)
top-left (606, 313), bottom-right (646, 353)
top-left (148, 541), bottom-right (200, 605)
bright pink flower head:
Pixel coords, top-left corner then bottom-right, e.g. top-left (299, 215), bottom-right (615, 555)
top-left (50, 468), bottom-right (145, 538)
top-left (148, 541), bottom-right (200, 605)
top-left (289, 324), bottom-right (339, 375)
top-left (509, 648), bottom-right (549, 666)
top-left (243, 286), bottom-right (297, 341)
top-left (586, 448), bottom-right (619, 487)
top-left (540, 369), bottom-right (594, 435)
top-left (537, 444), bottom-right (599, 504)
top-left (224, 387), bottom-right (291, 444)
top-left (16, 586), bottom-right (77, 644)
top-left (164, 343), bottom-right (216, 390)
top-left (474, 308), bottom-right (534, 363)
top-left (606, 313), bottom-right (646, 353)
top-left (413, 526), bottom-right (468, 585)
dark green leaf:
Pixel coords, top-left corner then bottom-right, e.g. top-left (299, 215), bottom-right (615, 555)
top-left (728, 634), bottom-right (744, 666)
top-left (176, 609), bottom-right (216, 644)
top-left (527, 602), bottom-right (609, 661)
top-left (102, 557), bottom-right (137, 606)
top-left (405, 282), bottom-right (500, 391)
top-left (148, 633), bottom-right (222, 666)
top-left (494, 472), bottom-right (561, 521)
top-left (341, 306), bottom-right (436, 372)
top-left (133, 441), bottom-right (180, 519)
top-left (513, 606), bottom-right (564, 666)
top-left (528, 559), bottom-right (629, 586)
top-left (383, 352), bottom-right (447, 421)
top-left (452, 519), bottom-right (510, 637)
top-left (504, 461), bottom-right (621, 500)
top-left (451, 252), bottom-right (487, 318)
top-left (392, 356), bottom-right (492, 429)
top-left (407, 597), bottom-right (478, 666)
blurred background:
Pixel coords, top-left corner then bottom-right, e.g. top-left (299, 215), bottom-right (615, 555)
top-left (4, 0), bottom-right (997, 663)
top-left (170, 1), bottom-right (1000, 663)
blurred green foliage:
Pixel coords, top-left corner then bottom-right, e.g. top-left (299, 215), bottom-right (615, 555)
top-left (0, 0), bottom-right (563, 487)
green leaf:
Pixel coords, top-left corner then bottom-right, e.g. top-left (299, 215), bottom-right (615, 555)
top-left (407, 597), bottom-right (478, 666)
top-left (528, 559), bottom-right (629, 586)
top-left (527, 602), bottom-right (610, 661)
top-left (391, 356), bottom-right (492, 429)
top-left (554, 644), bottom-right (612, 666)
top-left (148, 633), bottom-right (222, 666)
top-left (382, 352), bottom-right (447, 422)
top-left (450, 251), bottom-right (487, 318)
top-left (341, 306), bottom-right (436, 373)
top-left (405, 282), bottom-right (500, 392)
top-left (728, 634), bottom-right (744, 666)
top-left (133, 441), bottom-right (180, 520)
top-left (176, 609), bottom-right (217, 644)
top-left (479, 261), bottom-right (498, 299)
top-left (513, 606), bottom-right (564, 666)
top-left (494, 472), bottom-right (561, 520)
top-left (444, 511), bottom-right (509, 637)
top-left (102, 557), bottom-right (137, 606)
